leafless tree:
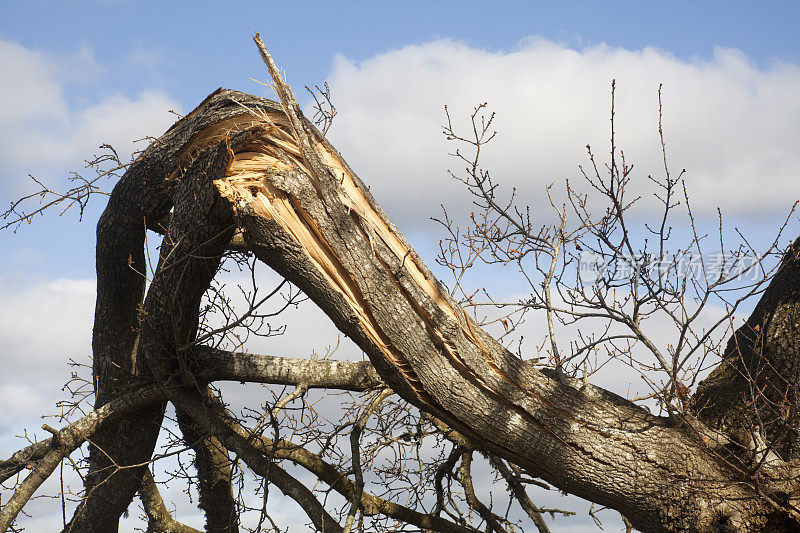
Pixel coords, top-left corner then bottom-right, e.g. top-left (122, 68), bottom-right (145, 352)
top-left (2, 34), bottom-right (799, 532)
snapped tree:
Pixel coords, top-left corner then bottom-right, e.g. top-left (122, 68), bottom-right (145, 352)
top-left (1, 35), bottom-right (799, 532)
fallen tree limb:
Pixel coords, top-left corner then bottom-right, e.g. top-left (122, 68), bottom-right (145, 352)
top-left (176, 35), bottom-right (797, 531)
top-left (0, 349), bottom-right (380, 533)
top-left (13, 34), bottom-right (793, 531)
top-left (176, 400), bottom-right (238, 533)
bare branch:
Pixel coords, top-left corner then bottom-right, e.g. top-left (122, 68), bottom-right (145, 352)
top-left (192, 346), bottom-right (383, 391)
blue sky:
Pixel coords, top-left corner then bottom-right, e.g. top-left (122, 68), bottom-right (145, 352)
top-left (1, 1), bottom-right (799, 531)
top-left (4, 0), bottom-right (800, 115)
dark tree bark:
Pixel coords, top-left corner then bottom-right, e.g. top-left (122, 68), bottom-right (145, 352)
top-left (47, 44), bottom-right (799, 532)
top-left (694, 237), bottom-right (800, 461)
top-left (70, 101), bottom-right (272, 531)
top-left (176, 389), bottom-right (238, 533)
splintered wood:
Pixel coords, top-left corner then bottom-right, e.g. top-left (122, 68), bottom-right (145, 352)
top-left (211, 111), bottom-right (425, 396)
top-left (207, 105), bottom-right (475, 403)
top-left (210, 100), bottom-right (520, 411)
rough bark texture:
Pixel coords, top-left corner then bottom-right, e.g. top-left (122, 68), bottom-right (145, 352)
top-left (192, 346), bottom-right (382, 390)
top-left (73, 95), bottom-right (274, 531)
top-left (73, 82), bottom-right (799, 532)
top-left (695, 237), bottom-right (800, 461)
top-left (176, 404), bottom-right (238, 533)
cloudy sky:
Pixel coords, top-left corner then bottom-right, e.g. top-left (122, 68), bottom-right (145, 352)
top-left (1, 1), bottom-right (799, 531)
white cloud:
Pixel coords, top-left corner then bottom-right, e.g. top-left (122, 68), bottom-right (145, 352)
top-left (0, 278), bottom-right (94, 369)
top-left (325, 39), bottom-right (800, 230)
top-left (0, 278), bottom-right (94, 436)
top-left (127, 38), bottom-right (164, 72)
top-left (0, 38), bottom-right (79, 127)
top-left (0, 37), bottom-right (181, 195)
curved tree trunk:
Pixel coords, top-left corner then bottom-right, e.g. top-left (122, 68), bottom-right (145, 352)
top-left (77, 43), bottom-right (800, 530)
top-left (72, 95), bottom-right (276, 531)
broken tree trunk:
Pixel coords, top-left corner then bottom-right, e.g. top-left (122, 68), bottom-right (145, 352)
top-left (215, 38), bottom-right (799, 531)
top-left (74, 38), bottom-right (800, 531)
